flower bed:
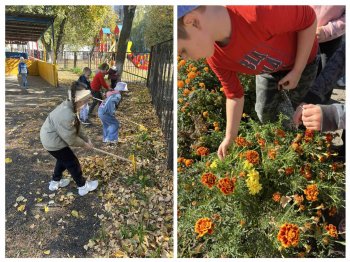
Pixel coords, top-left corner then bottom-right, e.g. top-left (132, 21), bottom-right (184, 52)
top-left (177, 58), bottom-right (345, 258)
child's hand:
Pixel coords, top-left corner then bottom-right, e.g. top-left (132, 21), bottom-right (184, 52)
top-left (217, 137), bottom-right (232, 160)
top-left (293, 102), bottom-right (306, 127)
top-left (278, 69), bottom-right (302, 90)
top-left (301, 104), bottom-right (322, 130)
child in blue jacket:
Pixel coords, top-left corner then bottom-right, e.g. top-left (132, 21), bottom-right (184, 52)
top-left (18, 57), bottom-right (28, 88)
top-left (98, 89), bottom-right (122, 143)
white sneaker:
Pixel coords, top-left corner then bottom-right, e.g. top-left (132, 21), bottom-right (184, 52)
top-left (78, 180), bottom-right (99, 196)
top-left (49, 178), bottom-right (71, 191)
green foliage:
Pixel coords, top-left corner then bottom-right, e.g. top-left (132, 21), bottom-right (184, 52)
top-left (177, 59), bottom-right (345, 258)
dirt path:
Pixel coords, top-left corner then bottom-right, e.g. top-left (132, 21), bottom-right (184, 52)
top-left (5, 70), bottom-right (173, 258)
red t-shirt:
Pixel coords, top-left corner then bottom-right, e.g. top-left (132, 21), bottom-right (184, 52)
top-left (207, 6), bottom-right (318, 99)
top-left (91, 71), bottom-right (109, 91)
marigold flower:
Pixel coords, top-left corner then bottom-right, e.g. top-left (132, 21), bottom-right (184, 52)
top-left (294, 194), bottom-right (304, 205)
top-left (202, 111), bottom-right (209, 118)
top-left (276, 129), bottom-right (286, 138)
top-left (178, 80), bottom-right (185, 88)
top-left (273, 192), bottom-right (281, 202)
top-left (328, 206), bottom-right (337, 217)
top-left (277, 223), bottom-right (300, 248)
top-left (300, 164), bottom-right (312, 180)
top-left (204, 67), bottom-right (209, 72)
top-left (178, 98), bottom-right (184, 104)
top-left (183, 88), bottom-right (191, 97)
top-left (191, 66), bottom-right (197, 72)
top-left (187, 71), bottom-right (196, 79)
top-left (243, 160), bottom-right (253, 171)
top-left (257, 138), bottom-right (266, 148)
top-left (213, 122), bottom-right (219, 128)
top-left (196, 146), bottom-right (210, 156)
top-left (239, 171), bottom-right (246, 178)
top-left (304, 184), bottom-right (319, 202)
top-left (214, 126), bottom-right (220, 131)
top-left (185, 78), bottom-right (191, 84)
top-left (195, 217), bottom-right (214, 238)
top-left (177, 167), bottom-right (182, 172)
top-left (325, 133), bottom-right (333, 143)
top-left (245, 150), bottom-right (260, 165)
top-left (199, 82), bottom-right (206, 89)
top-left (201, 172), bottom-right (217, 188)
top-left (210, 160), bottom-right (218, 169)
top-left (184, 159), bottom-right (193, 167)
top-left (325, 224), bottom-right (338, 238)
top-left (285, 167), bottom-right (294, 175)
top-left (217, 177), bottom-right (235, 195)
top-left (246, 169), bottom-right (262, 195)
top-left (235, 136), bottom-right (250, 147)
top-left (220, 87), bottom-right (224, 92)
top-left (304, 129), bottom-right (314, 143)
top-left (240, 220), bottom-right (246, 227)
top-left (178, 59), bottom-right (186, 67)
top-left (177, 157), bottom-right (185, 163)
top-left (268, 149), bottom-right (277, 160)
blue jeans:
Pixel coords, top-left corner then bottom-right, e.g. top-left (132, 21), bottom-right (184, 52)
top-left (21, 73), bottom-right (28, 87)
top-left (98, 109), bottom-right (119, 142)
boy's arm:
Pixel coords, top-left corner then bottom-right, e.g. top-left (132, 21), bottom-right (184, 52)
top-left (278, 11), bottom-right (317, 90)
top-left (218, 96), bottom-right (244, 159)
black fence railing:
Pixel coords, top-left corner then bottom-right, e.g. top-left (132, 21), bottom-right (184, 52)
top-left (147, 40), bottom-right (173, 170)
top-left (56, 51), bottom-right (150, 85)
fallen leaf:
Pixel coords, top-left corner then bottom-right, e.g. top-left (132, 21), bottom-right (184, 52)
top-left (115, 250), bottom-right (127, 258)
top-left (280, 196), bottom-right (292, 208)
top-left (71, 210), bottom-right (79, 218)
top-left (5, 158), bottom-right (12, 164)
top-left (17, 204), bottom-right (26, 212)
top-left (44, 206), bottom-right (49, 213)
top-left (43, 250), bottom-right (50, 255)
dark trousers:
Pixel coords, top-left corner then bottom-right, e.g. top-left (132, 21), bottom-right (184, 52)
top-left (48, 147), bottom-right (86, 187)
top-left (89, 90), bottom-right (102, 115)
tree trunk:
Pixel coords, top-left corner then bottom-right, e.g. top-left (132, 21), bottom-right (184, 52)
top-left (55, 15), bottom-right (68, 64)
top-left (115, 6), bottom-right (136, 77)
top-left (41, 36), bottom-right (52, 62)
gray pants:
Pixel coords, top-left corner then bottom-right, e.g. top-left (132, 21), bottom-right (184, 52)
top-left (255, 56), bottom-right (319, 125)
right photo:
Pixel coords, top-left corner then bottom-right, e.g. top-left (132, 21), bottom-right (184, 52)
top-left (177, 5), bottom-right (345, 258)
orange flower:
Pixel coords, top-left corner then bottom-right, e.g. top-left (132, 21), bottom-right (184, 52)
top-left (177, 157), bottom-right (185, 163)
top-left (220, 87), bottom-right (224, 92)
top-left (195, 217), bottom-right (214, 238)
top-left (300, 164), bottom-right (312, 180)
top-left (204, 67), bottom-right (209, 72)
top-left (213, 122), bottom-right (219, 127)
top-left (328, 206), bottom-right (337, 217)
top-left (268, 149), bottom-right (277, 160)
top-left (239, 171), bottom-right (246, 178)
top-left (235, 136), bottom-right (250, 147)
top-left (257, 138), bottom-right (266, 148)
top-left (177, 167), bottom-right (182, 172)
top-left (191, 66), bottom-right (197, 72)
top-left (217, 177), bottom-right (235, 195)
top-left (214, 126), bottom-right (220, 132)
top-left (202, 111), bottom-right (209, 118)
top-left (285, 167), bottom-right (294, 175)
top-left (316, 209), bottom-right (322, 217)
top-left (276, 129), bottom-right (286, 138)
top-left (178, 59), bottom-right (186, 67)
top-left (196, 146), bottom-right (210, 156)
top-left (245, 150), bottom-right (260, 165)
top-left (304, 184), bottom-right (319, 202)
top-left (272, 192), bottom-right (281, 202)
top-left (178, 98), bottom-right (184, 104)
top-left (331, 162), bottom-right (344, 172)
top-left (185, 78), bottom-right (191, 84)
top-left (178, 80), bottom-right (185, 89)
top-left (199, 82), bottom-right (206, 89)
top-left (294, 194), bottom-right (304, 205)
top-left (201, 172), bottom-right (217, 188)
top-left (325, 224), bottom-right (338, 238)
top-left (183, 88), bottom-right (191, 96)
top-left (277, 223), bottom-right (300, 248)
top-left (304, 129), bottom-right (314, 143)
top-left (187, 71), bottom-right (196, 79)
top-left (184, 159), bottom-right (193, 167)
top-left (325, 133), bottom-right (333, 144)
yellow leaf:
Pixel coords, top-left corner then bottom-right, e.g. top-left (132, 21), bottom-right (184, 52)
top-left (71, 210), bottom-right (79, 218)
top-left (115, 250), bottom-right (127, 258)
top-left (17, 204), bottom-right (25, 212)
top-left (44, 206), bottom-right (49, 213)
top-left (139, 125), bottom-right (148, 132)
top-left (43, 250), bottom-right (50, 255)
top-left (129, 154), bottom-right (136, 172)
top-left (36, 198), bottom-right (43, 203)
top-left (5, 158), bottom-right (12, 164)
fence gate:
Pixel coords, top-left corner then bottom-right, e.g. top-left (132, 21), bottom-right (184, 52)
top-left (147, 40), bottom-right (173, 170)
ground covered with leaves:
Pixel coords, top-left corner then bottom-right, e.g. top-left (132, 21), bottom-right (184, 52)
top-left (5, 70), bottom-right (173, 258)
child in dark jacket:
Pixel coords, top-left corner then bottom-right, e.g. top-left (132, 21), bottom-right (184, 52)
top-left (18, 57), bottom-right (28, 88)
top-left (78, 67), bottom-right (92, 90)
top-left (78, 67), bottom-right (92, 125)
top-left (107, 65), bottom-right (121, 89)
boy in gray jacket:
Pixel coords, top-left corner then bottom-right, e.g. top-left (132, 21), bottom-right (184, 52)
top-left (40, 81), bottom-right (98, 196)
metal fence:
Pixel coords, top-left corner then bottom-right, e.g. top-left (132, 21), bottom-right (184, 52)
top-left (147, 40), bottom-right (173, 170)
top-left (56, 51), bottom-right (149, 85)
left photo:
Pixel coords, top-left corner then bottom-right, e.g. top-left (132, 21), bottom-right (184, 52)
top-left (5, 5), bottom-right (173, 258)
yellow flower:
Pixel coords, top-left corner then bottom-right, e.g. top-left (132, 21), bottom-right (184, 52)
top-left (246, 169), bottom-right (262, 195)
top-left (247, 169), bottom-right (259, 181)
top-left (210, 160), bottom-right (218, 169)
top-left (243, 160), bottom-right (253, 171)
